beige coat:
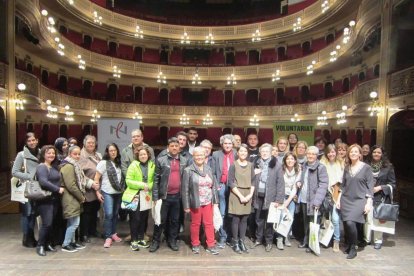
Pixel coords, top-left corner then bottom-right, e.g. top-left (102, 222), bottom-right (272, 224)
top-left (78, 148), bottom-right (102, 202)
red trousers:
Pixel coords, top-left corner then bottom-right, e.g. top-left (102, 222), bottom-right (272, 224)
top-left (190, 204), bottom-right (215, 248)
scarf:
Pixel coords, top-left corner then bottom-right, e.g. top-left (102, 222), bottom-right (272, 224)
top-left (106, 160), bottom-right (124, 192)
top-left (370, 161), bottom-right (382, 173)
top-left (63, 156), bottom-right (87, 194)
top-left (258, 158), bottom-right (271, 195)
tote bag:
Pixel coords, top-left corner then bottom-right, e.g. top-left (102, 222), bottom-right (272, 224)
top-left (309, 212), bottom-right (321, 255)
top-left (11, 158), bottom-right (28, 203)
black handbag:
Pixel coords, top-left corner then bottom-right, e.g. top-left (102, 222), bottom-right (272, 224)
top-left (24, 178), bottom-right (52, 201)
top-left (373, 185), bottom-right (399, 222)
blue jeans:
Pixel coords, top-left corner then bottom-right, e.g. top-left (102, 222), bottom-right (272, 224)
top-left (102, 192), bottom-right (122, 239)
top-left (63, 216), bottom-right (80, 247)
top-left (218, 183), bottom-right (229, 242)
top-left (20, 201), bottom-right (36, 235)
top-left (331, 206), bottom-right (341, 241)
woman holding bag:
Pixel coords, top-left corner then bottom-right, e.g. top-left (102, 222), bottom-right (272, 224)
top-left (12, 132), bottom-right (40, 248)
top-left (95, 143), bottom-right (124, 248)
top-left (368, 145), bottom-right (396, 250)
top-left (124, 146), bottom-right (155, 251)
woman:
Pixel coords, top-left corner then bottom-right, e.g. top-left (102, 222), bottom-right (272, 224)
top-left (288, 133), bottom-right (299, 152)
top-left (227, 144), bottom-right (255, 254)
top-left (275, 136), bottom-right (290, 163)
top-left (78, 135), bottom-right (101, 243)
top-left (251, 143), bottom-right (285, 252)
top-left (362, 144), bottom-right (371, 163)
top-left (276, 152), bottom-right (301, 250)
top-left (182, 147), bottom-right (219, 255)
top-left (297, 146), bottom-right (329, 252)
top-left (12, 132), bottom-right (40, 248)
top-left (125, 146), bottom-right (155, 251)
top-left (368, 145), bottom-right (396, 250)
top-left (54, 137), bottom-right (69, 164)
top-left (35, 145), bottom-right (65, 256)
top-left (68, 137), bottom-right (78, 147)
top-left (293, 141), bottom-right (308, 168)
top-left (337, 143), bottom-right (348, 166)
top-left (95, 143), bottom-right (124, 248)
top-left (337, 144), bottom-right (374, 259)
top-left (60, 146), bottom-right (94, 253)
top-left (320, 144), bottom-right (344, 253)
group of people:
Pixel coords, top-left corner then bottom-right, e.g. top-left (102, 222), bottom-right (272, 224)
top-left (12, 128), bottom-right (396, 259)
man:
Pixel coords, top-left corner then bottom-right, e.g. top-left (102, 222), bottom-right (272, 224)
top-left (187, 127), bottom-right (199, 155)
top-left (121, 129), bottom-right (155, 177)
top-left (150, 137), bottom-right (189, 252)
top-left (211, 134), bottom-right (237, 248)
top-left (233, 134), bottom-right (242, 149)
top-left (247, 133), bottom-right (260, 162)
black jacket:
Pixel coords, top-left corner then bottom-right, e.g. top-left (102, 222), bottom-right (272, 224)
top-left (373, 165), bottom-right (396, 204)
top-left (152, 152), bottom-right (189, 201)
top-left (181, 163), bottom-right (218, 209)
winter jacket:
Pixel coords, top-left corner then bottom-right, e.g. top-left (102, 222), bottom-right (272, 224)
top-left (373, 165), bottom-right (396, 204)
top-left (121, 143), bottom-right (155, 177)
top-left (124, 160), bottom-right (156, 203)
top-left (12, 146), bottom-right (39, 181)
top-left (60, 163), bottom-right (86, 219)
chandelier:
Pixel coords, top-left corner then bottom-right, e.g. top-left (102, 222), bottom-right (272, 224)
top-left (342, 20), bottom-right (356, 44)
top-left (293, 17), bottom-right (302, 32)
top-left (91, 109), bottom-right (100, 123)
top-left (306, 60), bottom-right (316, 75)
top-left (64, 105), bottom-right (74, 121)
top-left (368, 91), bottom-right (383, 116)
top-left (93, 11), bottom-right (103, 25)
top-left (336, 105), bottom-right (348, 124)
top-left (202, 114), bottom-right (213, 126)
top-left (192, 69), bottom-right (201, 85)
top-left (317, 111), bottom-right (328, 126)
top-left (249, 114), bottom-right (259, 127)
top-left (77, 55), bottom-right (86, 70)
top-left (135, 26), bottom-right (144, 39)
top-left (113, 66), bottom-right (121, 78)
top-left (46, 100), bottom-right (58, 119)
top-left (157, 71), bottom-right (167, 84)
top-left (321, 0), bottom-right (330, 13)
top-left (205, 33), bottom-right (214, 44)
top-left (133, 112), bottom-right (143, 124)
top-left (252, 29), bottom-right (261, 42)
top-left (15, 83), bottom-right (27, 110)
top-left (181, 32), bottom-right (190, 44)
top-left (290, 113), bottom-right (300, 122)
top-left (272, 70), bottom-right (280, 82)
top-left (180, 114), bottom-right (190, 125)
top-left (226, 73), bottom-right (237, 86)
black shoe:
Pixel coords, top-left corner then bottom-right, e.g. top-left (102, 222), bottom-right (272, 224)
top-left (168, 241), bottom-right (179, 251)
top-left (298, 242), bottom-right (308, 248)
top-left (344, 245), bottom-right (351, 254)
top-left (250, 241), bottom-right (261, 249)
top-left (346, 245), bottom-right (357, 259)
top-left (81, 236), bottom-right (91, 243)
top-left (239, 240), bottom-right (249, 253)
top-left (216, 240), bottom-right (226, 249)
top-left (206, 246), bottom-right (219, 255)
top-left (62, 245), bottom-right (78, 253)
top-left (46, 245), bottom-right (57, 252)
top-left (71, 242), bottom-right (86, 250)
top-left (36, 246), bottom-right (46, 256)
top-left (23, 233), bottom-right (37, 248)
top-left (149, 241), bottom-right (160, 253)
top-left (231, 239), bottom-right (241, 254)
top-left (374, 243), bottom-right (382, 250)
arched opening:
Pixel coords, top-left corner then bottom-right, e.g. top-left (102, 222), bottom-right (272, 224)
top-left (27, 123), bottom-right (34, 133)
top-left (83, 80), bottom-right (92, 98)
top-left (356, 129), bottom-right (363, 145)
top-left (342, 77), bottom-right (350, 93)
top-left (222, 128), bottom-right (232, 135)
top-left (248, 49), bottom-right (260, 65)
top-left (83, 34), bottom-right (92, 49)
top-left (0, 107), bottom-right (8, 170)
top-left (58, 75), bottom-right (68, 93)
top-left (224, 90), bottom-right (233, 106)
top-left (40, 124), bottom-right (49, 146)
top-left (358, 71), bottom-right (366, 81)
top-left (225, 51), bottom-right (235, 66)
top-left (82, 125), bottom-right (92, 139)
top-left (41, 70), bottom-right (49, 85)
top-left (374, 64), bottom-right (380, 77)
top-left (340, 129), bottom-right (348, 144)
top-left (277, 46), bottom-right (286, 61)
top-left (26, 63), bottom-right (33, 73)
top-left (301, 85), bottom-right (310, 102)
top-left (322, 129), bottom-right (331, 144)
top-left (302, 41), bottom-right (311, 56)
top-left (59, 25), bottom-right (68, 35)
top-left (370, 129), bottom-right (377, 146)
top-left (246, 89), bottom-right (259, 105)
top-left (159, 88), bottom-right (169, 105)
top-left (134, 86), bottom-right (143, 103)
top-left (324, 82), bottom-right (334, 98)
top-left (59, 124), bottom-right (68, 138)
top-left (160, 48), bottom-right (169, 64)
top-left (107, 83), bottom-right (117, 101)
top-left (276, 88), bottom-right (284, 104)
top-left (325, 33), bottom-right (335, 44)
top-left (108, 41), bottom-right (117, 56)
top-left (134, 46), bottom-right (143, 62)
top-left (159, 126), bottom-right (169, 145)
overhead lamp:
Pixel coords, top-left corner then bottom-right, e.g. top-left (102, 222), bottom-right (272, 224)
top-left (226, 73), bottom-right (237, 86)
top-left (252, 29), bottom-right (261, 42)
top-left (157, 71), bottom-right (167, 84)
top-left (290, 113), bottom-right (300, 122)
top-left (336, 105), bottom-right (348, 124)
top-left (249, 114), bottom-right (259, 127)
top-left (64, 105), bottom-right (74, 121)
top-left (113, 66), bottom-right (121, 78)
top-left (93, 11), bottom-right (103, 25)
top-left (181, 32), bottom-right (190, 44)
top-left (306, 60), bottom-right (316, 75)
top-left (17, 83), bottom-right (26, 91)
top-left (202, 114), bottom-right (213, 126)
top-left (368, 91), bottom-right (383, 116)
top-left (205, 33), bottom-right (214, 44)
top-left (317, 111), bottom-right (328, 126)
top-left (132, 112), bottom-right (143, 124)
top-left (135, 26), bottom-right (143, 39)
top-left (41, 10), bottom-right (48, 16)
top-left (293, 17), bottom-right (302, 32)
top-left (46, 100), bottom-right (58, 119)
top-left (329, 50), bottom-right (338, 62)
top-left (192, 69), bottom-right (201, 85)
top-left (272, 70), bottom-right (280, 82)
top-left (342, 21), bottom-right (356, 44)
top-left (77, 55), bottom-right (86, 70)
top-left (48, 17), bottom-right (55, 25)
top-left (91, 109), bottom-right (100, 122)
top-left (321, 0), bottom-right (329, 13)
top-left (15, 83), bottom-right (27, 110)
top-left (180, 114), bottom-right (190, 125)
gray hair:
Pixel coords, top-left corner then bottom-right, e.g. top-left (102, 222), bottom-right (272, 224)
top-left (131, 129), bottom-right (143, 137)
top-left (200, 139), bottom-right (212, 148)
top-left (259, 143), bottom-right (273, 153)
top-left (83, 135), bottom-right (96, 145)
top-left (68, 145), bottom-right (81, 155)
top-left (220, 134), bottom-right (234, 145)
top-left (307, 146), bottom-right (319, 155)
top-left (193, 146), bottom-right (206, 156)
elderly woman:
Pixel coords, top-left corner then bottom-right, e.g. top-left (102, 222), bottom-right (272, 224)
top-left (297, 146), bottom-right (329, 252)
top-left (227, 144), bottom-right (255, 254)
top-left (182, 146), bottom-right (219, 255)
top-left (293, 141), bottom-right (308, 168)
top-left (368, 145), bottom-right (396, 250)
top-left (251, 143), bottom-right (285, 252)
top-left (78, 135), bottom-right (101, 243)
top-left (337, 144), bottom-right (374, 259)
top-left (320, 144), bottom-right (344, 252)
top-left (12, 132), bottom-right (40, 248)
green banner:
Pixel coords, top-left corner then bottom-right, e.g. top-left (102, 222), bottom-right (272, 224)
top-left (273, 122), bottom-right (315, 146)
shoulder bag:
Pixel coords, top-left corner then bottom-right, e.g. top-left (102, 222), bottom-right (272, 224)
top-left (24, 165), bottom-right (52, 201)
top-left (373, 185), bottom-right (399, 222)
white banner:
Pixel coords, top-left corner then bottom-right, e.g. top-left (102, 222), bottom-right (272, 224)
top-left (97, 119), bottom-right (140, 154)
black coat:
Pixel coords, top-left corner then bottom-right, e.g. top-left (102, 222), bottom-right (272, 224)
top-left (373, 165), bottom-right (396, 204)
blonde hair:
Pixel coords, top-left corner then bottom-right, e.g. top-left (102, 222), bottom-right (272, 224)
top-left (293, 141), bottom-right (308, 157)
top-left (276, 136), bottom-right (290, 154)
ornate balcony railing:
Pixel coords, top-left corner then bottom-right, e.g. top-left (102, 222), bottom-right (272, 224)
top-left (390, 66), bottom-right (414, 98)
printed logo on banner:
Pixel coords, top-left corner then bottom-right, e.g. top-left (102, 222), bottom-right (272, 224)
top-left (110, 122), bottom-right (128, 139)
top-left (97, 119), bottom-right (140, 154)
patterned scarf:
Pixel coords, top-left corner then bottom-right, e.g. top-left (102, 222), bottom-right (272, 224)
top-left (370, 161), bottom-right (382, 173)
top-left (63, 156), bottom-right (87, 194)
top-left (106, 161), bottom-right (125, 192)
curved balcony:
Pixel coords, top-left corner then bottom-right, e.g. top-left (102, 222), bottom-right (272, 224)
top-left (53, 0), bottom-right (347, 42)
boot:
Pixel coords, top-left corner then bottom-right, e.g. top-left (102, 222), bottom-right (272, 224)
top-left (26, 231), bottom-right (37, 248)
top-left (346, 244), bottom-right (357, 259)
top-left (344, 244), bottom-right (350, 254)
top-left (276, 237), bottom-right (284, 250)
top-left (333, 240), bottom-right (340, 253)
top-left (36, 246), bottom-right (46, 256)
top-left (22, 234), bottom-right (28, 247)
top-left (231, 239), bottom-right (241, 254)
top-left (239, 239), bottom-right (249, 253)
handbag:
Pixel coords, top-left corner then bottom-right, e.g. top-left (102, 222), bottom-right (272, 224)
top-left (373, 185), bottom-right (399, 222)
top-left (11, 158), bottom-right (28, 203)
top-left (24, 168), bottom-right (52, 201)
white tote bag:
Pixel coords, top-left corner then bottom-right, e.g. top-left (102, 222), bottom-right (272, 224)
top-left (267, 203), bottom-right (283, 223)
top-left (139, 190), bottom-right (152, 211)
top-left (274, 208), bottom-right (294, 237)
top-left (10, 158), bottom-right (28, 203)
top-left (319, 215), bottom-right (334, 247)
top-left (309, 212), bottom-right (321, 255)
top-left (213, 204), bottom-right (223, 232)
top-left (151, 199), bottom-right (162, 226)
